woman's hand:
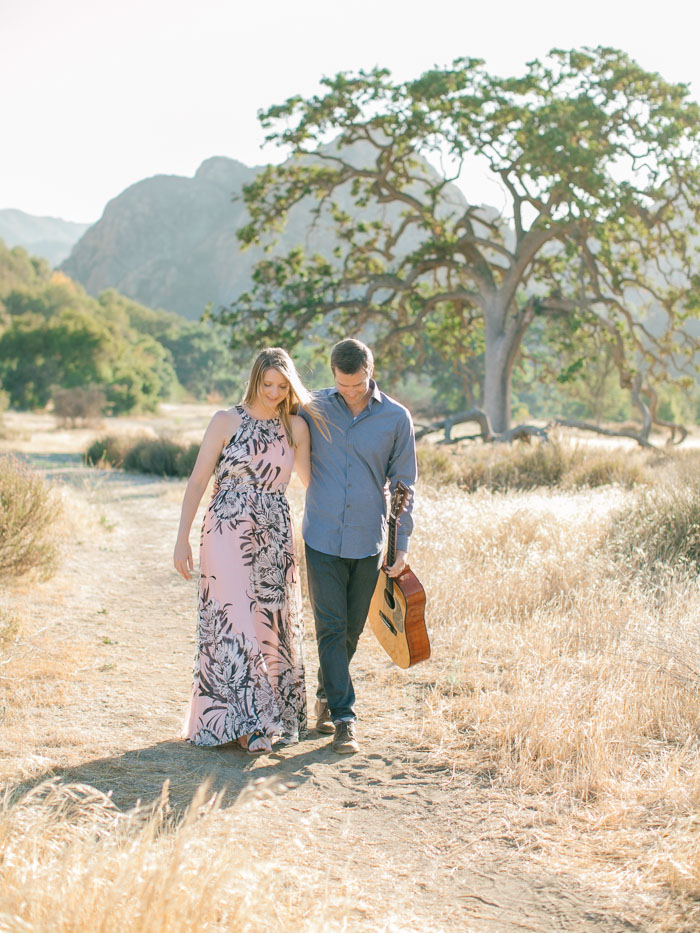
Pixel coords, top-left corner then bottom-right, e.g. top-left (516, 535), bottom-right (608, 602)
top-left (173, 539), bottom-right (194, 580)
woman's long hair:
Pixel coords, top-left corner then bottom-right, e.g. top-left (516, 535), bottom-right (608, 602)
top-left (242, 347), bottom-right (330, 444)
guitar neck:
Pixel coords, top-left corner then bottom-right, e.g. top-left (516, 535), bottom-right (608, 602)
top-left (386, 514), bottom-right (397, 567)
top-left (386, 481), bottom-right (408, 570)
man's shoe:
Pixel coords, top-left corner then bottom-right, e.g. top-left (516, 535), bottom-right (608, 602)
top-left (314, 698), bottom-right (335, 734)
top-left (331, 721), bottom-right (359, 754)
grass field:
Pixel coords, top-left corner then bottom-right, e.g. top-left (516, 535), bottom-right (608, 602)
top-left (1, 407), bottom-right (700, 931)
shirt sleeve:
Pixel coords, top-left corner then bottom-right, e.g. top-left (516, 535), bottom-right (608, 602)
top-left (387, 409), bottom-right (418, 553)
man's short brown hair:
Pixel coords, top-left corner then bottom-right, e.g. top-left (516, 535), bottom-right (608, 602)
top-left (330, 338), bottom-right (374, 375)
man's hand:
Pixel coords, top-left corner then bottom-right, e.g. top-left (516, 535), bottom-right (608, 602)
top-left (386, 549), bottom-right (408, 578)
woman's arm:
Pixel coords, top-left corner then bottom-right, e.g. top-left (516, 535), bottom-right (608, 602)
top-left (291, 415), bottom-right (311, 488)
top-left (173, 410), bottom-right (236, 579)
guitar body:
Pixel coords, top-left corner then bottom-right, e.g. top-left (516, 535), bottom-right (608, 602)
top-left (368, 564), bottom-right (429, 669)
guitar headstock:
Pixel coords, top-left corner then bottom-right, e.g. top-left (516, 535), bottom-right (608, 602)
top-left (390, 481), bottom-right (410, 521)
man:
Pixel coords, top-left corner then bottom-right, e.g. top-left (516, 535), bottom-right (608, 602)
top-left (301, 338), bottom-right (417, 754)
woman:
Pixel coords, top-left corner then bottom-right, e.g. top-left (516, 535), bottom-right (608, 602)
top-left (174, 348), bottom-right (325, 754)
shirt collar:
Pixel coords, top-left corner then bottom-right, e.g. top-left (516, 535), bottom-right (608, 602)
top-left (331, 379), bottom-right (382, 408)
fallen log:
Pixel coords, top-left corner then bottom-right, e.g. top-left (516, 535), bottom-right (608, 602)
top-left (414, 409), bottom-right (549, 444)
top-left (415, 411), bottom-right (688, 449)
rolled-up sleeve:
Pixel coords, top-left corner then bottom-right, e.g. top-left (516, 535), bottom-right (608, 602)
top-left (387, 411), bottom-right (417, 552)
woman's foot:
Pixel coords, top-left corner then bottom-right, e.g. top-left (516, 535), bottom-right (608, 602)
top-left (238, 730), bottom-right (272, 755)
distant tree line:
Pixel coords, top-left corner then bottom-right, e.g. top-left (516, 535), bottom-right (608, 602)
top-left (0, 240), bottom-right (242, 415)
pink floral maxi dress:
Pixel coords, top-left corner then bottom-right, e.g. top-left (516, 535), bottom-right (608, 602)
top-left (182, 406), bottom-right (306, 746)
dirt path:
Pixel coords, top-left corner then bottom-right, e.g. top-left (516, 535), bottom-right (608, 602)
top-left (3, 454), bottom-right (639, 932)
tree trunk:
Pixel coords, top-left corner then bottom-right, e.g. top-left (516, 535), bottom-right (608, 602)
top-left (482, 296), bottom-right (537, 434)
top-left (483, 344), bottom-right (512, 434)
top-left (482, 301), bottom-right (524, 435)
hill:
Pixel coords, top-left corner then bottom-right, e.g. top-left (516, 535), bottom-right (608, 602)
top-left (61, 149), bottom-right (469, 319)
top-left (0, 209), bottom-right (90, 266)
top-left (61, 158), bottom-right (260, 318)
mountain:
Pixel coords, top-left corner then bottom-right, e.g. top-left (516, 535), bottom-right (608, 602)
top-left (0, 209), bottom-right (91, 266)
top-left (62, 158), bottom-right (260, 318)
top-left (60, 151), bottom-right (471, 319)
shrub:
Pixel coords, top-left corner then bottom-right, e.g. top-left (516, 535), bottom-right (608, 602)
top-left (607, 483), bottom-right (700, 574)
top-left (418, 436), bottom-right (653, 492)
top-left (52, 384), bottom-right (107, 427)
top-left (416, 445), bottom-right (461, 486)
top-left (86, 436), bottom-right (198, 477)
top-left (0, 456), bottom-right (60, 580)
top-left (85, 435), bottom-right (132, 468)
top-left (122, 438), bottom-right (181, 476)
top-left (563, 449), bottom-right (650, 489)
top-left (174, 443), bottom-right (199, 477)
top-left (451, 437), bottom-right (574, 492)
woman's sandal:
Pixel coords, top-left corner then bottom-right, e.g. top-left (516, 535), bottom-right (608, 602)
top-left (238, 730), bottom-right (272, 756)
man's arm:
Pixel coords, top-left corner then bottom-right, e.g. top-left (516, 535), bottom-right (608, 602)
top-left (385, 410), bottom-right (417, 576)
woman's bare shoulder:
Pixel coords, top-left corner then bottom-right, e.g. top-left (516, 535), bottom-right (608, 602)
top-left (290, 413), bottom-right (310, 436)
top-left (207, 406), bottom-right (242, 439)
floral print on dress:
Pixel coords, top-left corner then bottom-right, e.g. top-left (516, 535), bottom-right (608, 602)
top-left (182, 406), bottom-right (306, 747)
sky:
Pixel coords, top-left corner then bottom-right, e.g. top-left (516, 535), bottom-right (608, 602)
top-left (2, 0), bottom-right (699, 223)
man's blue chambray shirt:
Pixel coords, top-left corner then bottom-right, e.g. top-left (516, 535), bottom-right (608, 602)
top-left (300, 381), bottom-right (417, 559)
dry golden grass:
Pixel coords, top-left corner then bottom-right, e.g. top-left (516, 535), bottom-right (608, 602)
top-left (3, 408), bottom-right (700, 930)
top-left (0, 455), bottom-right (63, 580)
top-left (0, 779), bottom-right (368, 933)
top-left (417, 433), bottom-right (657, 492)
top-left (412, 478), bottom-right (700, 929)
top-left (0, 480), bottom-right (99, 786)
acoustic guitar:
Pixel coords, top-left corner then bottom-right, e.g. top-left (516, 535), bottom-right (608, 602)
top-left (368, 481), bottom-right (429, 668)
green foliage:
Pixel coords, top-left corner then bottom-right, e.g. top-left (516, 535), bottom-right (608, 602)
top-left (0, 304), bottom-right (175, 413)
top-left (86, 435), bottom-right (198, 478)
top-left (159, 325), bottom-right (242, 401)
top-left (0, 240), bottom-right (51, 305)
top-left (0, 242), bottom-right (244, 413)
top-left (417, 438), bottom-right (651, 492)
top-left (0, 456), bottom-right (60, 580)
top-left (219, 48), bottom-right (700, 432)
top-left (99, 290), bottom-right (243, 401)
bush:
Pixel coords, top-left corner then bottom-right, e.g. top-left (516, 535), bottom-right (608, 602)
top-left (607, 484), bottom-right (700, 574)
top-left (52, 384), bottom-right (107, 427)
top-left (418, 436), bottom-right (652, 492)
top-left (0, 456), bottom-right (60, 580)
top-left (86, 436), bottom-right (198, 477)
top-left (416, 446), bottom-right (461, 486)
top-left (420, 438), bottom-right (573, 492)
top-left (123, 438), bottom-right (198, 477)
top-left (563, 449), bottom-right (649, 489)
top-left (85, 435), bottom-right (132, 468)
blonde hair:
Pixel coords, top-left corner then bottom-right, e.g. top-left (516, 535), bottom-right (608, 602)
top-left (242, 347), bottom-right (329, 444)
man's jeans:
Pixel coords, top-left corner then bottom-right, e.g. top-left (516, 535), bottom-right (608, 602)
top-left (304, 544), bottom-right (382, 723)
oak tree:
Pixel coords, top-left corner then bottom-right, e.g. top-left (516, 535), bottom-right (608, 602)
top-left (219, 47), bottom-right (700, 436)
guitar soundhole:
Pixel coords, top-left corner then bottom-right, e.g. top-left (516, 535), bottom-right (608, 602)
top-left (384, 588), bottom-right (396, 610)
